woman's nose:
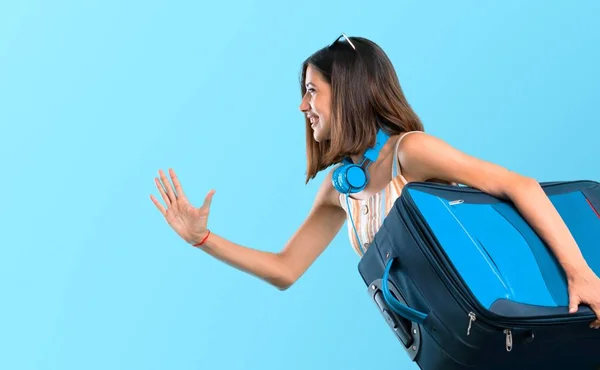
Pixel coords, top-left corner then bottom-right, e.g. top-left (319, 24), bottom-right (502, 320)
top-left (299, 95), bottom-right (309, 112)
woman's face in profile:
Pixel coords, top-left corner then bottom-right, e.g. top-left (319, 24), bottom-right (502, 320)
top-left (300, 64), bottom-right (332, 142)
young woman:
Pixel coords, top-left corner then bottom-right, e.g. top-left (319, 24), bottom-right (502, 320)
top-left (150, 34), bottom-right (600, 328)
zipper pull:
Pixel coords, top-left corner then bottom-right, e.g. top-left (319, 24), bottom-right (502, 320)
top-left (449, 199), bottom-right (464, 206)
top-left (466, 312), bottom-right (476, 335)
top-left (504, 329), bottom-right (513, 352)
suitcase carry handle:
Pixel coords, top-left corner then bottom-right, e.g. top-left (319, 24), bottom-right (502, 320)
top-left (369, 278), bottom-right (421, 358)
top-left (382, 258), bottom-right (428, 324)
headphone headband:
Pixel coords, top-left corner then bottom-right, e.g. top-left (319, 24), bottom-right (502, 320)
top-left (331, 128), bottom-right (391, 194)
top-left (364, 129), bottom-right (390, 162)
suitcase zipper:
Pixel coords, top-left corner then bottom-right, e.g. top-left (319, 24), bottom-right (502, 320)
top-left (504, 328), bottom-right (513, 352)
top-left (398, 185), bottom-right (596, 331)
top-left (467, 312), bottom-right (513, 352)
top-left (466, 311), bottom-right (476, 335)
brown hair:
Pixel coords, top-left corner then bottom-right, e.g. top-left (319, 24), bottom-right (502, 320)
top-left (300, 35), bottom-right (424, 183)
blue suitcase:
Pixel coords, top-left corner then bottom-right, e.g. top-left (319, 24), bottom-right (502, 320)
top-left (358, 180), bottom-right (600, 370)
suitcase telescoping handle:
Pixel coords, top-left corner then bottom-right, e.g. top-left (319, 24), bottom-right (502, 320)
top-left (382, 258), bottom-right (428, 325)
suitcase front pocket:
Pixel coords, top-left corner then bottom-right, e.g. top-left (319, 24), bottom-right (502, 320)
top-left (406, 189), bottom-right (560, 313)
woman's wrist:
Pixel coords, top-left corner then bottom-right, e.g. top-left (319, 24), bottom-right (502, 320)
top-left (191, 229), bottom-right (211, 247)
top-left (564, 260), bottom-right (593, 282)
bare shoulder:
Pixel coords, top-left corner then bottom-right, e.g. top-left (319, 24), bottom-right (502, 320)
top-left (396, 131), bottom-right (452, 163)
top-left (394, 131), bottom-right (446, 180)
top-left (396, 131), bottom-right (530, 197)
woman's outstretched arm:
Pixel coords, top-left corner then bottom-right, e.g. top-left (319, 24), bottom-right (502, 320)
top-left (151, 168), bottom-right (346, 291)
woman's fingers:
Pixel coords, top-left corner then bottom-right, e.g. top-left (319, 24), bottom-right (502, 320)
top-left (150, 194), bottom-right (167, 216)
top-left (169, 168), bottom-right (186, 201)
top-left (159, 169), bottom-right (177, 201)
top-left (152, 168), bottom-right (199, 219)
top-left (155, 177), bottom-right (171, 206)
top-left (202, 189), bottom-right (216, 209)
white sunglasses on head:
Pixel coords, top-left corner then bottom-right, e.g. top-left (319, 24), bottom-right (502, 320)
top-left (331, 33), bottom-right (356, 50)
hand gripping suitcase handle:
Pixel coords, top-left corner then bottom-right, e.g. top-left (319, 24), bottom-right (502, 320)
top-left (382, 259), bottom-right (428, 324)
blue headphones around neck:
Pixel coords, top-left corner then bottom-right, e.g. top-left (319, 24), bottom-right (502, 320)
top-left (332, 129), bottom-right (391, 194)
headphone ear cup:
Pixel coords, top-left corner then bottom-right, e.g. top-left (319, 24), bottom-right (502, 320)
top-left (332, 129), bottom-right (389, 195)
top-left (332, 164), bottom-right (367, 194)
top-left (332, 164), bottom-right (349, 193)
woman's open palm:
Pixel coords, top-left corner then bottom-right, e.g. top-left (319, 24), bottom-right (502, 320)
top-left (150, 168), bottom-right (215, 245)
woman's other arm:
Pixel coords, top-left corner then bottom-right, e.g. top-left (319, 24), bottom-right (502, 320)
top-left (396, 133), bottom-right (600, 328)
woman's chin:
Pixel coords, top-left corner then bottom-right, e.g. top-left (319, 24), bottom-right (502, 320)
top-left (312, 128), bottom-right (324, 142)
top-left (311, 124), bottom-right (326, 141)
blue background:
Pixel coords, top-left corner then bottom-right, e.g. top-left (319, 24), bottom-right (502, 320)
top-left (1, 1), bottom-right (598, 369)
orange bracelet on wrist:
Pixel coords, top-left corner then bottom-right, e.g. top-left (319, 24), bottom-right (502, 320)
top-left (192, 230), bottom-right (211, 247)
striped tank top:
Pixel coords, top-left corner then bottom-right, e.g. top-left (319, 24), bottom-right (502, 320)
top-left (339, 131), bottom-right (418, 256)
